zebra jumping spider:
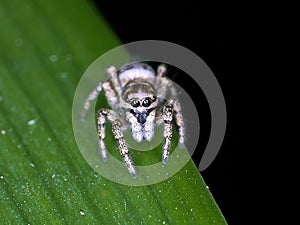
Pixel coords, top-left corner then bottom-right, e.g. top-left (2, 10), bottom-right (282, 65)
top-left (81, 63), bottom-right (185, 178)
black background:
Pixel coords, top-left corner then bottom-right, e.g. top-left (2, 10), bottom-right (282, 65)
top-left (91, 1), bottom-right (257, 224)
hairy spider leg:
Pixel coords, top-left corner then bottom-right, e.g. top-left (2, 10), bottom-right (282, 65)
top-left (102, 81), bottom-right (118, 108)
top-left (155, 64), bottom-right (167, 87)
top-left (97, 109), bottom-right (137, 178)
top-left (106, 66), bottom-right (122, 96)
top-left (157, 74), bottom-right (185, 164)
top-left (158, 98), bottom-right (185, 164)
top-left (161, 101), bottom-right (173, 164)
top-left (81, 66), bottom-right (121, 120)
top-left (173, 100), bottom-right (185, 148)
top-left (81, 81), bottom-right (102, 119)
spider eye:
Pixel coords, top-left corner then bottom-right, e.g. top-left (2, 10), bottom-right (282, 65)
top-left (152, 96), bottom-right (157, 101)
top-left (131, 100), bottom-right (140, 107)
top-left (142, 99), bottom-right (151, 107)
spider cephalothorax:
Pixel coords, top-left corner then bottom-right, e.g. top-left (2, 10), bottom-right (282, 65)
top-left (82, 63), bottom-right (184, 178)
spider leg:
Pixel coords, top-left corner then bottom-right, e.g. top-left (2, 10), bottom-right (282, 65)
top-left (81, 65), bottom-right (120, 120)
top-left (161, 99), bottom-right (185, 164)
top-left (173, 100), bottom-right (185, 148)
top-left (112, 119), bottom-right (137, 179)
top-left (81, 81), bottom-right (102, 120)
top-left (98, 109), bottom-right (136, 178)
top-left (155, 64), bottom-right (167, 90)
top-left (106, 66), bottom-right (122, 96)
top-left (161, 101), bottom-right (174, 164)
top-left (155, 70), bottom-right (185, 156)
top-left (156, 77), bottom-right (178, 101)
top-left (103, 81), bottom-right (118, 108)
top-left (97, 109), bottom-right (110, 162)
top-left (157, 64), bottom-right (167, 77)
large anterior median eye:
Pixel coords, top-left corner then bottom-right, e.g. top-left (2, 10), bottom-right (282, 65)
top-left (131, 100), bottom-right (140, 107)
top-left (142, 99), bottom-right (151, 107)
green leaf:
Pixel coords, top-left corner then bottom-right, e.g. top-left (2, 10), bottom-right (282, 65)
top-left (0, 0), bottom-right (227, 224)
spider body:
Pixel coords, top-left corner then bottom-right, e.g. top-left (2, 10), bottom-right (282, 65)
top-left (82, 63), bottom-right (185, 178)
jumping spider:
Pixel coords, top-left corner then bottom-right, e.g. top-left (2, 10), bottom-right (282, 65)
top-left (81, 63), bottom-right (185, 178)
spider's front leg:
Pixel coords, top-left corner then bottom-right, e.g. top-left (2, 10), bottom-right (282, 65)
top-left (97, 109), bottom-right (109, 162)
top-left (98, 109), bottom-right (137, 178)
top-left (112, 120), bottom-right (137, 178)
top-left (161, 103), bottom-right (173, 164)
top-left (161, 99), bottom-right (185, 164)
